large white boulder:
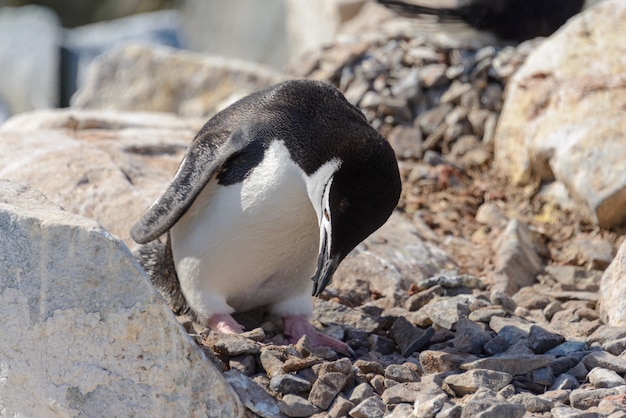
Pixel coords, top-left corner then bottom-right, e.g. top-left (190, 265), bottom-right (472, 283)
top-left (0, 179), bottom-right (243, 417)
top-left (494, 0), bottom-right (626, 228)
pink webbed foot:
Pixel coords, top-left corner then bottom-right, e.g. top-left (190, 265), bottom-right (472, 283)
top-left (208, 313), bottom-right (245, 334)
top-left (283, 315), bottom-right (355, 357)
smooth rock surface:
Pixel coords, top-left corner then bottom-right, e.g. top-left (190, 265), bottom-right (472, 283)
top-left (494, 0), bottom-right (626, 227)
top-left (0, 180), bottom-right (242, 417)
top-left (0, 108), bottom-right (198, 248)
top-left (62, 10), bottom-right (183, 106)
top-left (72, 43), bottom-right (287, 118)
top-left (600, 240), bottom-right (626, 326)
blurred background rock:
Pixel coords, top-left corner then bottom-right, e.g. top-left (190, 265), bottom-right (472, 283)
top-left (0, 0), bottom-right (600, 123)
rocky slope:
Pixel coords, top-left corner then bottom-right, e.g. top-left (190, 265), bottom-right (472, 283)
top-left (2, 1), bottom-right (626, 417)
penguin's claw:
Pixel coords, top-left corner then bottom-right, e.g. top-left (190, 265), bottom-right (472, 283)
top-left (283, 315), bottom-right (355, 358)
top-left (208, 313), bottom-right (246, 334)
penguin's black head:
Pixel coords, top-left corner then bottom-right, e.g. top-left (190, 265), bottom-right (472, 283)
top-left (311, 133), bottom-right (402, 297)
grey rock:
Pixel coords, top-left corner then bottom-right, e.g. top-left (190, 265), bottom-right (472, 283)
top-left (528, 325), bottom-right (566, 354)
top-left (225, 370), bottom-right (281, 418)
top-left (570, 386), bottom-right (626, 410)
top-left (546, 341), bottom-right (589, 357)
top-left (206, 332), bottom-right (261, 356)
top-left (413, 393), bottom-right (448, 418)
top-left (416, 272), bottom-right (484, 291)
top-left (72, 43), bottom-right (286, 118)
top-left (494, 0), bottom-right (626, 228)
top-left (453, 318), bottom-right (492, 354)
top-left (461, 388), bottom-right (525, 418)
top-left (420, 295), bottom-right (476, 330)
top-left (420, 64), bottom-right (448, 88)
top-left (405, 285), bottom-right (445, 311)
top-left (387, 124), bottom-right (423, 160)
top-left (574, 237), bottom-right (615, 270)
top-left (230, 355), bottom-right (257, 376)
top-left (62, 10), bottom-right (183, 105)
top-left (391, 316), bottom-right (435, 356)
top-left (461, 354), bottom-right (555, 376)
top-left (489, 315), bottom-right (534, 334)
top-left (419, 104), bottom-right (454, 135)
top-left (386, 403), bottom-right (415, 418)
top-left (420, 350), bottom-right (479, 374)
top-left (308, 359), bottom-right (353, 410)
top-left (440, 81), bottom-right (472, 104)
top-left (505, 340), bottom-right (534, 356)
top-left (603, 336), bottom-right (626, 356)
top-left (512, 286), bottom-right (551, 309)
top-left (270, 374), bottom-right (312, 395)
top-left (509, 392), bottom-right (554, 413)
top-left (368, 334), bottom-right (396, 355)
top-left (583, 351), bottom-right (626, 374)
top-left (600, 241), bottom-right (626, 327)
top-left (541, 389), bottom-right (572, 405)
top-left (348, 383), bottom-right (375, 405)
top-left (437, 402), bottom-right (463, 418)
top-left (546, 265), bottom-right (602, 292)
top-left (279, 394), bottom-right (319, 418)
top-left (567, 362), bottom-right (590, 382)
top-left (533, 366), bottom-right (554, 386)
top-left (384, 364), bottom-right (420, 383)
top-left (0, 109), bottom-right (198, 247)
top-left (589, 325), bottom-right (626, 346)
top-left (551, 406), bottom-right (603, 418)
top-left (491, 219), bottom-right (544, 295)
top-left (468, 307), bottom-right (507, 324)
top-left (444, 369), bottom-right (513, 396)
top-left (475, 202), bottom-right (508, 227)
top-left (0, 180), bottom-right (242, 417)
top-left (260, 348), bottom-right (286, 378)
top-left (550, 356), bottom-right (581, 376)
top-left (330, 212), bottom-right (454, 308)
top-left (382, 381), bottom-right (441, 405)
top-left (353, 359), bottom-right (384, 375)
top-left (314, 299), bottom-right (382, 333)
top-left (0, 6), bottom-right (60, 116)
top-left (587, 367), bottom-right (626, 389)
top-left (349, 396), bottom-right (385, 418)
top-left (544, 301), bottom-right (565, 321)
top-left (327, 395), bottom-right (354, 418)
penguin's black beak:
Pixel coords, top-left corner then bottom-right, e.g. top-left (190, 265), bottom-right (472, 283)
top-left (311, 251), bottom-right (340, 297)
top-left (311, 225), bottom-right (340, 296)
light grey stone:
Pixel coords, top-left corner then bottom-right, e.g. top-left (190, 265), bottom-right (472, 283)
top-left (279, 394), bottom-right (319, 417)
top-left (225, 370), bottom-right (281, 418)
top-left (600, 241), bottom-right (626, 327)
top-left (588, 367), bottom-right (626, 389)
top-left (62, 10), bottom-right (183, 105)
top-left (491, 219), bottom-right (543, 295)
top-left (72, 43), bottom-right (286, 118)
top-left (349, 395), bottom-right (385, 418)
top-left (0, 180), bottom-right (242, 417)
top-left (494, 0), bottom-right (626, 228)
top-left (0, 109), bottom-right (198, 249)
top-left (461, 354), bottom-right (555, 376)
top-left (444, 369), bottom-right (512, 396)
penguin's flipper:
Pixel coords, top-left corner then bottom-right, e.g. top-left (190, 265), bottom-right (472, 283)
top-left (130, 127), bottom-right (248, 244)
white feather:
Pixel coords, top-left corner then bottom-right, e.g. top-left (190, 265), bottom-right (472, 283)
top-left (170, 139), bottom-right (341, 322)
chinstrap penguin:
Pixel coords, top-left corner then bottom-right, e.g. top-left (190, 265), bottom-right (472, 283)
top-left (131, 79), bottom-right (401, 355)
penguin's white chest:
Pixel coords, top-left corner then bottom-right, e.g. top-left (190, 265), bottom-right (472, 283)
top-left (169, 140), bottom-right (320, 319)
